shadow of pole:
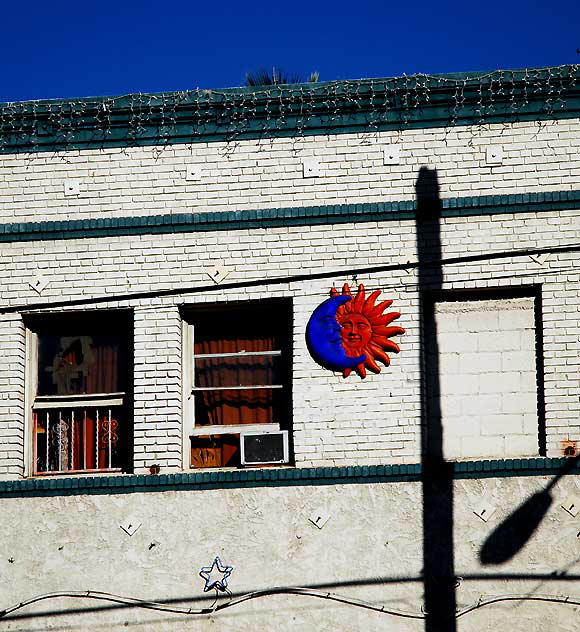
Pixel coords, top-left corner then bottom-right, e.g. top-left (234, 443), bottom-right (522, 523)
top-left (416, 167), bottom-right (457, 630)
top-left (480, 455), bottom-right (580, 565)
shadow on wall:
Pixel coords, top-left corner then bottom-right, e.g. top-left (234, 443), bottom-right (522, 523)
top-left (416, 166), bottom-right (457, 631)
top-left (480, 456), bottom-right (580, 565)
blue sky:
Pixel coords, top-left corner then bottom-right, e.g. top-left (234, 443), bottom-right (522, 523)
top-left (2, 0), bottom-right (579, 103)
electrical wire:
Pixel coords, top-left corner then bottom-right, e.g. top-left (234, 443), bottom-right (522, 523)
top-left (0, 587), bottom-right (424, 620)
top-left (2, 241), bottom-right (580, 314)
top-left (3, 588), bottom-right (580, 622)
top-left (455, 593), bottom-right (580, 618)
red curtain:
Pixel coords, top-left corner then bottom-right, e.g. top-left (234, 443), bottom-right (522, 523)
top-left (191, 334), bottom-right (278, 468)
top-left (194, 336), bottom-right (276, 426)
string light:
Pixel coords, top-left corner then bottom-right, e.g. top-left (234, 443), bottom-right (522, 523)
top-left (0, 65), bottom-right (578, 153)
top-left (3, 587), bottom-right (580, 622)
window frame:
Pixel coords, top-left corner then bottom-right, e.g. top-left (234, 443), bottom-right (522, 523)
top-left (423, 285), bottom-right (545, 461)
top-left (24, 310), bottom-right (133, 477)
top-left (182, 299), bottom-right (293, 469)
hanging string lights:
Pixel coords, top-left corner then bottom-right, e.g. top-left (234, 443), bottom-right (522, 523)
top-left (0, 65), bottom-right (578, 154)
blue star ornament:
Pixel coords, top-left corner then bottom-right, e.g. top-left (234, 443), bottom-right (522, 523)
top-left (199, 557), bottom-right (233, 592)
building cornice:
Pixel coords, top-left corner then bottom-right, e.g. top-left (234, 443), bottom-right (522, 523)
top-left (1, 66), bottom-right (579, 154)
top-left (0, 457), bottom-right (573, 498)
top-left (0, 189), bottom-right (579, 243)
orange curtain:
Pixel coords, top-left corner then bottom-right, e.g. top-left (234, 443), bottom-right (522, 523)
top-left (194, 336), bottom-right (276, 426)
top-left (86, 342), bottom-right (119, 394)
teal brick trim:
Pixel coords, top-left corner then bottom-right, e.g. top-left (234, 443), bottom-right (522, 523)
top-left (1, 189), bottom-right (580, 244)
top-left (0, 458), bottom-right (574, 498)
top-left (1, 66), bottom-right (579, 154)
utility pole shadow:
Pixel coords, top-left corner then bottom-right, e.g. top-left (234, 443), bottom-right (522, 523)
top-left (416, 166), bottom-right (457, 630)
top-left (480, 455), bottom-right (580, 566)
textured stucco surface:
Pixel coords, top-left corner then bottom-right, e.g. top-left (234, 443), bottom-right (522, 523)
top-left (2, 474), bottom-right (580, 630)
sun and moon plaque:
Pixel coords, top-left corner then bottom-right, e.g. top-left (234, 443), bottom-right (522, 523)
top-left (306, 284), bottom-right (405, 378)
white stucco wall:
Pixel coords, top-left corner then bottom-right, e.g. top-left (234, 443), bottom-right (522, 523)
top-left (2, 474), bottom-right (580, 631)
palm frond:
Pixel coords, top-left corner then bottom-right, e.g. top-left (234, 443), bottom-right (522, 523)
top-left (245, 67), bottom-right (320, 87)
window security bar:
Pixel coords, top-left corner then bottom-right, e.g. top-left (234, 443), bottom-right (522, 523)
top-left (34, 406), bottom-right (121, 475)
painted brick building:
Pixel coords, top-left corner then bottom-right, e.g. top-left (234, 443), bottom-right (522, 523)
top-left (1, 66), bottom-right (580, 630)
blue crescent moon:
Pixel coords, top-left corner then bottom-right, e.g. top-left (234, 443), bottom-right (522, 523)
top-left (306, 295), bottom-right (366, 372)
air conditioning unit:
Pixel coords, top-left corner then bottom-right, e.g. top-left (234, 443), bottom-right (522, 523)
top-left (240, 430), bottom-right (289, 466)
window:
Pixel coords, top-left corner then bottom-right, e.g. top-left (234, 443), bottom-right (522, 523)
top-left (26, 312), bottom-right (132, 475)
top-left (430, 291), bottom-right (542, 460)
top-left (184, 301), bottom-right (292, 468)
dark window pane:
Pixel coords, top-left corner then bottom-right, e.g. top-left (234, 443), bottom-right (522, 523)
top-left (192, 307), bottom-right (285, 353)
top-left (38, 334), bottom-right (123, 396)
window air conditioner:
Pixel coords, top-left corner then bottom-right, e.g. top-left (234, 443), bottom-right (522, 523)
top-left (240, 430), bottom-right (289, 466)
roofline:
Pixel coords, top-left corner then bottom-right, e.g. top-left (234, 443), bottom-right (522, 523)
top-left (2, 65), bottom-right (575, 106)
top-left (1, 64), bottom-right (579, 154)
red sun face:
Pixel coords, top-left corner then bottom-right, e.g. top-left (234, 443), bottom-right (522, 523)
top-left (341, 313), bottom-right (372, 350)
top-left (331, 283), bottom-right (405, 379)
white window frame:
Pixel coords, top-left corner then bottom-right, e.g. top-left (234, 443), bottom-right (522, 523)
top-left (183, 306), bottom-right (290, 469)
top-left (25, 320), bottom-right (128, 476)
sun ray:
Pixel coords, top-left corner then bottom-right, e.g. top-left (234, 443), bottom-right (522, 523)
top-left (355, 364), bottom-right (367, 379)
top-left (368, 346), bottom-right (392, 367)
top-left (352, 284), bottom-right (366, 311)
top-left (383, 340), bottom-right (401, 353)
top-left (331, 283), bottom-right (404, 378)
top-left (363, 289), bottom-right (382, 314)
top-left (370, 335), bottom-right (393, 347)
top-left (367, 300), bottom-right (394, 319)
top-left (372, 313), bottom-right (402, 327)
top-left (364, 355), bottom-right (382, 373)
top-left (373, 326), bottom-right (406, 338)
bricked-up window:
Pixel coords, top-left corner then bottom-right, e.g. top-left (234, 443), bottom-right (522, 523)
top-left (185, 301), bottom-right (292, 468)
top-left (27, 312), bottom-right (133, 475)
top-left (430, 293), bottom-right (542, 460)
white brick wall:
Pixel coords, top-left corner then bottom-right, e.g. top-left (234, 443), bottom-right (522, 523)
top-left (0, 314), bottom-right (26, 477)
top-left (133, 306), bottom-right (182, 472)
top-left (0, 119), bottom-right (579, 224)
top-left (436, 298), bottom-right (539, 459)
top-left (0, 114), bottom-right (579, 476)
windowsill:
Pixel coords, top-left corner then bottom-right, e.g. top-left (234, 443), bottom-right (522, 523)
top-left (190, 423), bottom-right (280, 436)
top-left (32, 468), bottom-right (123, 477)
top-left (190, 463), bottom-right (293, 472)
top-left (33, 392), bottom-right (125, 409)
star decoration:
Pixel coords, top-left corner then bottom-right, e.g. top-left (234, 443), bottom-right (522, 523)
top-left (199, 556), bottom-right (233, 592)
